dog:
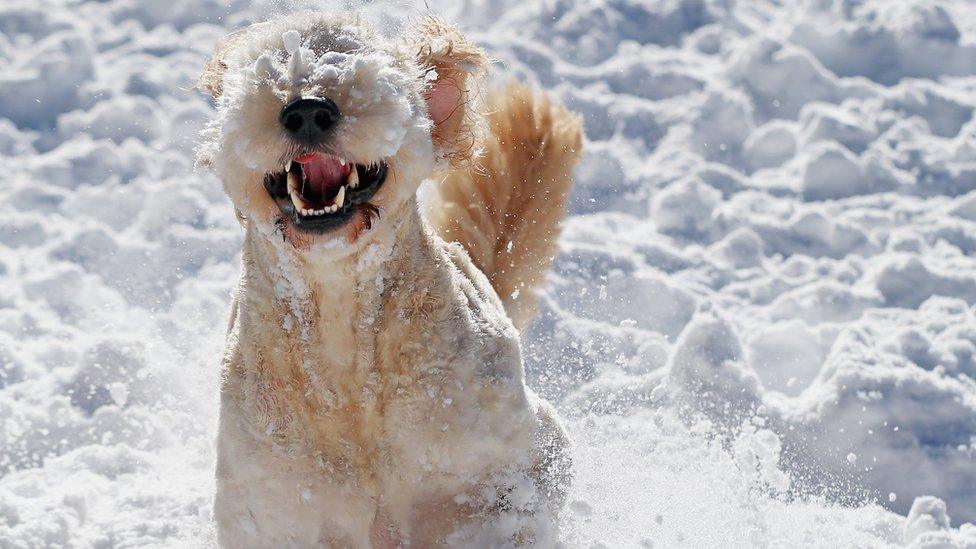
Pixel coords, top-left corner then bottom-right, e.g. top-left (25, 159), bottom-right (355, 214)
top-left (197, 12), bottom-right (582, 547)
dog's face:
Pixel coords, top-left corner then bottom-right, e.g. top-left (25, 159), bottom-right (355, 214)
top-left (198, 14), bottom-right (486, 251)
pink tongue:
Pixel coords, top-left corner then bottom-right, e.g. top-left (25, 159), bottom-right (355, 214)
top-left (296, 153), bottom-right (348, 196)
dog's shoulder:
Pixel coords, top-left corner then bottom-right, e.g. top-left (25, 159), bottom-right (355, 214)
top-left (438, 236), bottom-right (510, 322)
top-left (381, 230), bottom-right (523, 384)
top-left (435, 235), bottom-right (525, 378)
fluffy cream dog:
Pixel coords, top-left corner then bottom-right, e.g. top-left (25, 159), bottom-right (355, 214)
top-left (197, 12), bottom-right (582, 548)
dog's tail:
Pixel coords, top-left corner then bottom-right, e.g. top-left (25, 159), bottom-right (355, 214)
top-left (428, 82), bottom-right (583, 330)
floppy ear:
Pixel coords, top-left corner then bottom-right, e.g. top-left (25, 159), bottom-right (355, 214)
top-left (198, 36), bottom-right (235, 99)
top-left (410, 18), bottom-right (489, 166)
top-left (198, 23), bottom-right (267, 99)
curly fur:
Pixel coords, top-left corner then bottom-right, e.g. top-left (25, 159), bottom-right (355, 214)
top-left (428, 83), bottom-right (583, 329)
top-left (409, 17), bottom-right (489, 168)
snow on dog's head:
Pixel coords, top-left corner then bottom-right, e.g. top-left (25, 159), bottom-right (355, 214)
top-left (197, 13), bottom-right (486, 250)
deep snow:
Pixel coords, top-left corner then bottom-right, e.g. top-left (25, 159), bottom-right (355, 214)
top-left (1, 0), bottom-right (976, 547)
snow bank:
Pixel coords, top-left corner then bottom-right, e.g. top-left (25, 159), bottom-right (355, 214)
top-left (2, 0), bottom-right (976, 546)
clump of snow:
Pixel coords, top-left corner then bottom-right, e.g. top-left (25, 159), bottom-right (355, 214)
top-left (652, 177), bottom-right (722, 237)
top-left (801, 142), bottom-right (873, 201)
top-left (2, 0), bottom-right (976, 546)
top-left (744, 120), bottom-right (797, 172)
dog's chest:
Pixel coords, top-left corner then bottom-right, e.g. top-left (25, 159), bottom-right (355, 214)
top-left (237, 283), bottom-right (523, 478)
top-left (236, 293), bottom-right (443, 471)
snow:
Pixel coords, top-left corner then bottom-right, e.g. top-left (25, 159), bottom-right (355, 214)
top-left (1, 0), bottom-right (976, 547)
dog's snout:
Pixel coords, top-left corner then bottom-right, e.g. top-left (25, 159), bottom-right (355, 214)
top-left (279, 97), bottom-right (341, 142)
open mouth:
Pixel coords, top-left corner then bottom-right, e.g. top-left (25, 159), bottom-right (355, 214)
top-left (263, 153), bottom-right (388, 234)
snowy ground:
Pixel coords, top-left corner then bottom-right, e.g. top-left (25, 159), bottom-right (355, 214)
top-left (2, 0), bottom-right (976, 547)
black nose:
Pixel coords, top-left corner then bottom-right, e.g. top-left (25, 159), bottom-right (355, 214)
top-left (279, 97), bottom-right (341, 143)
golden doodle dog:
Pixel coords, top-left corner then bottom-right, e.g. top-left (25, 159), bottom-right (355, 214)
top-left (197, 11), bottom-right (582, 548)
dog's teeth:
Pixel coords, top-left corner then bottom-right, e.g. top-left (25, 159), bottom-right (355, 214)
top-left (347, 169), bottom-right (359, 189)
top-left (339, 158), bottom-right (346, 166)
top-left (285, 160), bottom-right (292, 172)
top-left (333, 186), bottom-right (346, 208)
top-left (287, 172), bottom-right (307, 211)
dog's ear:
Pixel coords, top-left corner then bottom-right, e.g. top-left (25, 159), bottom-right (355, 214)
top-left (198, 23), bottom-right (267, 99)
top-left (410, 18), bottom-right (489, 166)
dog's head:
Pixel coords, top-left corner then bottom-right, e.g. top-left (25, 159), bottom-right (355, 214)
top-left (197, 13), bottom-right (486, 251)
